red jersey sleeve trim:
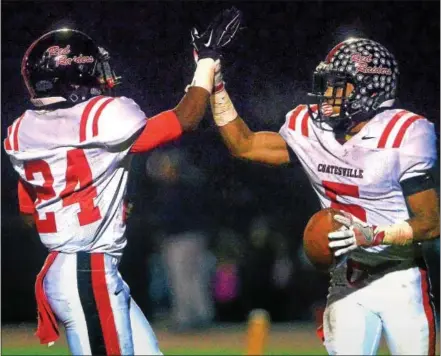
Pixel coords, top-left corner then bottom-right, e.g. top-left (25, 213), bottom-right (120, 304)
top-left (92, 98), bottom-right (115, 137)
top-left (80, 96), bottom-right (104, 142)
top-left (13, 115), bottom-right (25, 151)
top-left (130, 110), bottom-right (183, 153)
top-left (288, 105), bottom-right (305, 131)
top-left (18, 179), bottom-right (35, 214)
top-left (377, 110), bottom-right (408, 148)
top-left (392, 115), bottom-right (424, 148)
top-left (4, 125), bottom-right (13, 151)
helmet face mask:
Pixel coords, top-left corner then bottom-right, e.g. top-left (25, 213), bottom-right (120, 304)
top-left (21, 29), bottom-right (121, 107)
top-left (309, 70), bottom-right (355, 129)
top-left (308, 38), bottom-right (399, 131)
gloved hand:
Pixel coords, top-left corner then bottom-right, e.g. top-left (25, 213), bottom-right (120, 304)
top-left (191, 6), bottom-right (242, 61)
top-left (328, 211), bottom-right (384, 257)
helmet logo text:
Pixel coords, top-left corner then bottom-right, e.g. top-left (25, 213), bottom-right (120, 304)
top-left (47, 45), bottom-right (72, 56)
top-left (351, 53), bottom-right (392, 75)
top-left (46, 45), bottom-right (94, 67)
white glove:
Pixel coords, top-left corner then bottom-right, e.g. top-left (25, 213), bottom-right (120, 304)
top-left (328, 211), bottom-right (384, 257)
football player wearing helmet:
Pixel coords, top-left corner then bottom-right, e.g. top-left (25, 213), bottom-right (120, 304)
top-left (209, 37), bottom-right (439, 355)
top-left (4, 7), bottom-right (242, 355)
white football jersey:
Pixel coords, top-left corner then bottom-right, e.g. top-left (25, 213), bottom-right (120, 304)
top-left (279, 105), bottom-right (437, 264)
top-left (4, 96), bottom-right (147, 257)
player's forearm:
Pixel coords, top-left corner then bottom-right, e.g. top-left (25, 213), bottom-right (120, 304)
top-left (406, 188), bottom-right (440, 242)
top-left (374, 219), bottom-right (438, 247)
top-left (407, 215), bottom-right (440, 242)
top-left (173, 86), bottom-right (210, 131)
top-left (173, 58), bottom-right (216, 131)
top-left (375, 189), bottom-right (440, 245)
top-left (217, 117), bottom-right (255, 157)
top-left (210, 85), bottom-right (254, 157)
top-left (372, 216), bottom-right (439, 247)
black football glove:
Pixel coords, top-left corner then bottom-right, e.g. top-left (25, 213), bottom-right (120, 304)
top-left (191, 6), bottom-right (243, 61)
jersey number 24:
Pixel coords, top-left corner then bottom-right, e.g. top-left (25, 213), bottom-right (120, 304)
top-left (24, 149), bottom-right (101, 233)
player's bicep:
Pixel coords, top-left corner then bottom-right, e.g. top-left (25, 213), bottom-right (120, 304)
top-left (405, 188), bottom-right (440, 239)
top-left (406, 188), bottom-right (439, 217)
top-left (401, 170), bottom-right (439, 220)
top-left (241, 131), bottom-right (291, 165)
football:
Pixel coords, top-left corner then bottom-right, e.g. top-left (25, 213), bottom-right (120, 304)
top-left (303, 207), bottom-right (343, 271)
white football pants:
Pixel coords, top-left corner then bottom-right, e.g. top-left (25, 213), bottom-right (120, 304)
top-left (323, 260), bottom-right (437, 355)
top-left (43, 252), bottom-right (162, 355)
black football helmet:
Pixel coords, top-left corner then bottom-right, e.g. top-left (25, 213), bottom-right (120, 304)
top-left (21, 28), bottom-right (121, 107)
top-left (308, 38), bottom-right (399, 130)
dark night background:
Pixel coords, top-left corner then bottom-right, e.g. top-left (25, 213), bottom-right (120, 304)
top-left (2, 1), bottom-right (440, 325)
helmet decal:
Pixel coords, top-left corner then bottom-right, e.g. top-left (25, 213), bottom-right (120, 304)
top-left (308, 38), bottom-right (399, 130)
top-left (46, 45), bottom-right (95, 66)
top-left (350, 53), bottom-right (392, 75)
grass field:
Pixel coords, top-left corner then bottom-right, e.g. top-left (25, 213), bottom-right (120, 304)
top-left (2, 322), bottom-right (439, 355)
top-left (2, 322), bottom-right (326, 355)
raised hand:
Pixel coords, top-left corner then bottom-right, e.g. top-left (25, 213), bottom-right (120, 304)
top-left (191, 6), bottom-right (243, 61)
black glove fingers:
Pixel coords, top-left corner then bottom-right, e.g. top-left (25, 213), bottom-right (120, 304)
top-left (190, 6), bottom-right (243, 60)
top-left (224, 11), bottom-right (241, 32)
top-left (218, 19), bottom-right (240, 48)
top-left (216, 13), bottom-right (241, 48)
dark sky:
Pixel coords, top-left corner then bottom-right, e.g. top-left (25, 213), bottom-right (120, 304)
top-left (3, 0), bottom-right (439, 202)
top-left (2, 0), bottom-right (440, 179)
top-left (2, 1), bottom-right (440, 123)
top-left (1, 1), bottom-right (440, 321)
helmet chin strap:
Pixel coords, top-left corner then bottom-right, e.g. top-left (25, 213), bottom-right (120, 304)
top-left (66, 86), bottom-right (100, 104)
top-left (31, 85), bottom-right (103, 108)
top-left (31, 96), bottom-right (66, 107)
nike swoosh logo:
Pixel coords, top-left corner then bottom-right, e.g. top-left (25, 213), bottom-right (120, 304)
top-left (361, 136), bottom-right (376, 140)
top-left (204, 31), bottom-right (213, 47)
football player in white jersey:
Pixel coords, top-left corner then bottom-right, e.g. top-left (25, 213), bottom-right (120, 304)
top-left (4, 7), bottom-right (242, 355)
top-left (207, 37), bottom-right (439, 355)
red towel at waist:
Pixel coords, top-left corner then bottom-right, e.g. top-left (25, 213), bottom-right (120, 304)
top-left (34, 251), bottom-right (59, 345)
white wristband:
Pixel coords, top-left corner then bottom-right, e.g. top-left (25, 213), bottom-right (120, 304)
top-left (187, 58), bottom-right (216, 94)
top-left (210, 87), bottom-right (238, 126)
top-left (214, 59), bottom-right (223, 89)
top-left (376, 221), bottom-right (414, 246)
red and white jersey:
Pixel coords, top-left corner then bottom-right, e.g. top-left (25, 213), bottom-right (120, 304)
top-left (279, 105), bottom-right (437, 264)
top-left (4, 96), bottom-right (147, 257)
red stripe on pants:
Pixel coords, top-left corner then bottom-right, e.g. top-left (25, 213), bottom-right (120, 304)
top-left (91, 254), bottom-right (121, 355)
top-left (419, 268), bottom-right (436, 355)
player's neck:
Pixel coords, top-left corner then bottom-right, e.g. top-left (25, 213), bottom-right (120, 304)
top-left (335, 121), bottom-right (369, 144)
